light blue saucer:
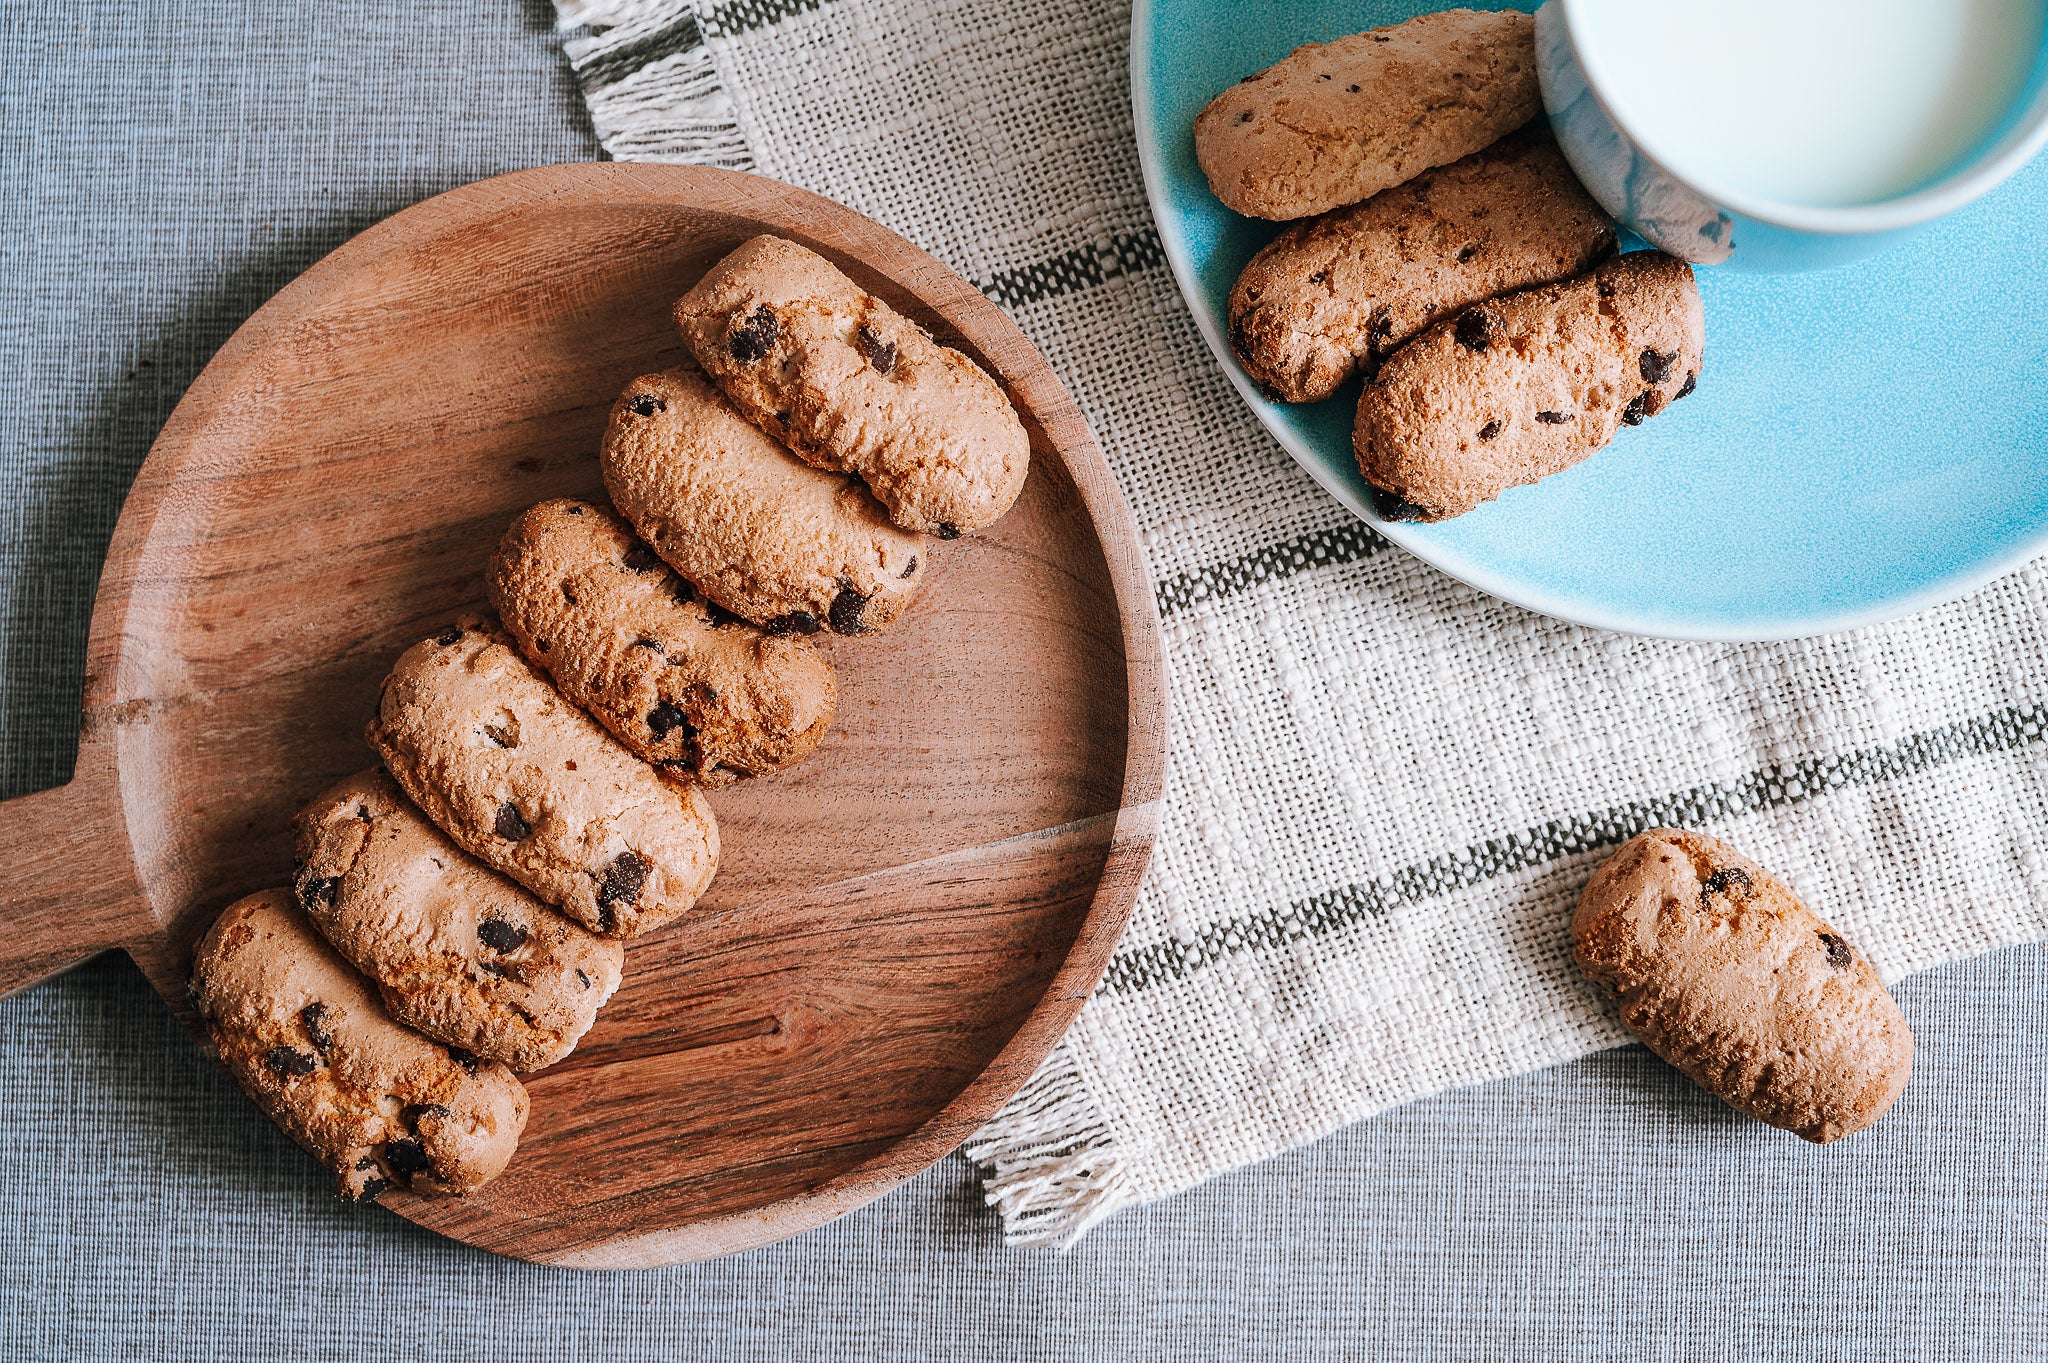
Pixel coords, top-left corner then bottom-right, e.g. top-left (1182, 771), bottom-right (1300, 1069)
top-left (1132, 0), bottom-right (2048, 640)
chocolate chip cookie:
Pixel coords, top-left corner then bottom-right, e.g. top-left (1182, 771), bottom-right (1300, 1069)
top-left (1194, 9), bottom-right (1541, 221)
top-left (1229, 125), bottom-right (1616, 403)
top-left (1573, 829), bottom-right (1914, 1144)
top-left (1354, 250), bottom-right (1703, 521)
top-left (189, 888), bottom-right (530, 1198)
top-left (487, 499), bottom-right (836, 785)
top-left (600, 367), bottom-right (925, 637)
top-left (292, 769), bottom-right (624, 1071)
top-left (675, 234), bottom-right (1029, 536)
top-left (366, 618), bottom-right (721, 938)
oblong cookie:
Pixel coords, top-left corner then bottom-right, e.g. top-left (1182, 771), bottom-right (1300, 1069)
top-left (600, 367), bottom-right (924, 637)
top-left (366, 619), bottom-right (721, 938)
top-left (1194, 9), bottom-right (1540, 221)
top-left (189, 889), bottom-right (530, 1199)
top-left (487, 499), bottom-right (836, 785)
top-left (1229, 126), bottom-right (1616, 403)
top-left (1573, 829), bottom-right (1914, 1144)
top-left (1354, 251), bottom-right (1703, 521)
top-left (292, 769), bottom-right (624, 1071)
top-left (676, 234), bottom-right (1029, 536)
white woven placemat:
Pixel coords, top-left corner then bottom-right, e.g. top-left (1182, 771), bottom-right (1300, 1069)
top-left (554, 0), bottom-right (2048, 1246)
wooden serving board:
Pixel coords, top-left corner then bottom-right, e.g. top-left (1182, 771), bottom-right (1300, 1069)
top-left (0, 165), bottom-right (1166, 1267)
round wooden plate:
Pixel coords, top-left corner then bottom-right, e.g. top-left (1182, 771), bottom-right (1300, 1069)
top-left (0, 165), bottom-right (1166, 1267)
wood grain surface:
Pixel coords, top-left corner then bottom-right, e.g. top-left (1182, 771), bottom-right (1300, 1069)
top-left (0, 164), bottom-right (1166, 1266)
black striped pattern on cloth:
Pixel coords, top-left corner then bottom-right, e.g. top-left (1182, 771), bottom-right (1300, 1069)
top-left (1155, 521), bottom-right (1391, 619)
top-left (1100, 702), bottom-right (2048, 995)
top-left (568, 8), bottom-right (709, 91)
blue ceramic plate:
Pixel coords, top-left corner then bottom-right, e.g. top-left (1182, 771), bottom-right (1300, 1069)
top-left (1132, 0), bottom-right (2048, 640)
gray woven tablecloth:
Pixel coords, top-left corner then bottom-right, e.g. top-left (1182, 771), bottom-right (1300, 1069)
top-left (3, 2), bottom-right (2044, 1358)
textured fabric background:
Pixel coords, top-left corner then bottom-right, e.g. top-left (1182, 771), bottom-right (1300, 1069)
top-left (3, 1), bottom-right (2046, 1358)
top-left (570, 0), bottom-right (2048, 1247)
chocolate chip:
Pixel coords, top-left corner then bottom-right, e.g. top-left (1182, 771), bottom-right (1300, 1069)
top-left (355, 805), bottom-right (371, 822)
top-left (446, 1046), bottom-right (480, 1074)
top-left (535, 638), bottom-right (550, 654)
top-left (384, 1138), bottom-right (431, 1178)
top-left (1237, 111), bottom-right (1253, 124)
top-left (934, 522), bottom-right (961, 541)
top-left (727, 305), bottom-right (780, 362)
top-left (630, 637), bottom-right (664, 654)
top-left (1456, 244), bottom-right (1478, 263)
top-left (482, 722), bottom-right (516, 748)
top-left (401, 1102), bottom-right (450, 1130)
top-left (1478, 420), bottom-right (1501, 441)
top-left (628, 393), bottom-right (663, 417)
top-left (1620, 391), bottom-right (1654, 426)
top-left (828, 584), bottom-right (870, 635)
top-left (1701, 866), bottom-right (1752, 900)
top-left (623, 544), bottom-right (663, 574)
top-left (1677, 372), bottom-right (1697, 400)
top-left (435, 626), bottom-right (463, 646)
top-left (567, 504), bottom-right (586, 515)
top-left (647, 701), bottom-right (689, 740)
top-left (477, 917), bottom-right (527, 952)
top-left (901, 556), bottom-right (918, 579)
top-left (1640, 348), bottom-right (1673, 383)
top-left (856, 324), bottom-right (898, 376)
top-left (1454, 310), bottom-right (1490, 352)
top-left (1536, 410), bottom-right (1572, 424)
top-left (494, 803), bottom-right (532, 841)
top-left (1308, 270), bottom-right (1326, 284)
top-left (1347, 83), bottom-right (1360, 92)
top-left (561, 583), bottom-right (578, 606)
top-left (1371, 487), bottom-right (1430, 523)
top-left (1818, 932), bottom-right (1853, 970)
top-left (597, 904), bottom-right (617, 935)
top-left (1362, 310), bottom-right (1394, 379)
top-left (599, 852), bottom-right (648, 910)
top-left (576, 969), bottom-right (592, 989)
top-left (704, 602), bottom-right (743, 628)
top-left (264, 1047), bottom-right (317, 1077)
top-left (766, 611), bottom-right (821, 636)
top-left (300, 1003), bottom-right (334, 1052)
top-left (299, 875), bottom-right (340, 908)
top-left (670, 578), bottom-right (696, 604)
top-left (355, 1175), bottom-right (389, 1202)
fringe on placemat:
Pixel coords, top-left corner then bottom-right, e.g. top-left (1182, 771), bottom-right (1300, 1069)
top-left (963, 1043), bottom-right (1138, 1249)
top-left (555, 0), bottom-right (754, 168)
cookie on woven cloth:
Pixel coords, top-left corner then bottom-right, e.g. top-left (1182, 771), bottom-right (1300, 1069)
top-left (600, 367), bottom-right (925, 637)
top-left (1228, 125), bottom-right (1617, 403)
top-left (1572, 829), bottom-right (1914, 1144)
top-left (1353, 250), bottom-right (1703, 521)
top-left (674, 234), bottom-right (1029, 537)
top-left (291, 768), bottom-right (624, 1072)
top-left (1193, 8), bottom-right (1540, 221)
top-left (189, 888), bottom-right (529, 1199)
top-left (365, 618), bottom-right (720, 939)
top-left (487, 498), bottom-right (836, 786)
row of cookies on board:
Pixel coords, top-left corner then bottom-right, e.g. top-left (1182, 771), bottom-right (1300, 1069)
top-left (1196, 7), bottom-right (1704, 521)
top-left (189, 236), bottom-right (1031, 1201)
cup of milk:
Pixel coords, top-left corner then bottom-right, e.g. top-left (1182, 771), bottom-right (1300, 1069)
top-left (1536, 0), bottom-right (2048, 270)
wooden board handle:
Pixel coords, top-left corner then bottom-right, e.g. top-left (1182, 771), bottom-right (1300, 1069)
top-left (0, 754), bottom-right (145, 1000)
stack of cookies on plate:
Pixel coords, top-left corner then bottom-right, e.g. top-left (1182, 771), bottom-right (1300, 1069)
top-left (188, 236), bottom-right (1030, 1202)
top-left (1195, 7), bottom-right (1705, 521)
